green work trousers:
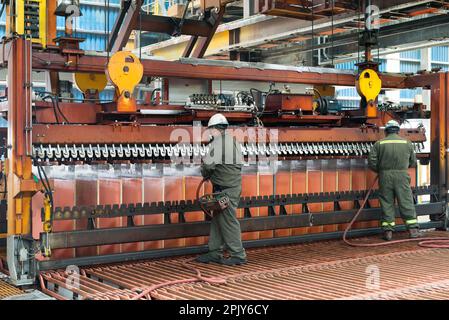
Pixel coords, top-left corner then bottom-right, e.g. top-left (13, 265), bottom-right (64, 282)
top-left (207, 186), bottom-right (246, 260)
top-left (378, 170), bottom-right (418, 231)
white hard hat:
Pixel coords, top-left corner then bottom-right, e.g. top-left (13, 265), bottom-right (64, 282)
top-left (207, 113), bottom-right (229, 128)
top-left (385, 120), bottom-right (400, 129)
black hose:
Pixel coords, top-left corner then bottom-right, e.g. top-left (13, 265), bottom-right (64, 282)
top-left (54, 97), bottom-right (70, 123)
top-left (150, 88), bottom-right (161, 105)
top-left (44, 94), bottom-right (60, 124)
top-left (196, 178), bottom-right (213, 219)
top-left (34, 160), bottom-right (54, 225)
top-left (37, 91), bottom-right (70, 124)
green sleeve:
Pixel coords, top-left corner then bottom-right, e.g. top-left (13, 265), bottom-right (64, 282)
top-left (368, 142), bottom-right (379, 172)
top-left (201, 163), bottom-right (215, 179)
top-left (201, 140), bottom-right (217, 179)
top-left (409, 142), bottom-right (417, 168)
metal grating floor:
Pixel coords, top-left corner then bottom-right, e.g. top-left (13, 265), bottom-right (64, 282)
top-left (0, 279), bottom-right (23, 299)
top-left (38, 231), bottom-right (449, 300)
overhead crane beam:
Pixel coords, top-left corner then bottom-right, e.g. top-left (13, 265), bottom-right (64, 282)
top-left (139, 0), bottom-right (444, 60)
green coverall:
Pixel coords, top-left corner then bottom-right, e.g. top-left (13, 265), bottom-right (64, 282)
top-left (201, 131), bottom-right (247, 260)
top-left (368, 133), bottom-right (419, 231)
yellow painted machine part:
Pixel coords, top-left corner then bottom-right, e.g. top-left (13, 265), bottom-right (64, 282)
top-left (39, 0), bottom-right (47, 47)
top-left (106, 51), bottom-right (143, 96)
top-left (43, 195), bottom-right (52, 233)
top-left (356, 69), bottom-right (382, 103)
top-left (14, 0), bottom-right (47, 47)
top-left (7, 157), bottom-right (33, 236)
top-left (74, 73), bottom-right (108, 94)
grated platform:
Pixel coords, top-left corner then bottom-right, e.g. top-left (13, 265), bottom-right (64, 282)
top-left (38, 231), bottom-right (449, 300)
top-left (0, 278), bottom-right (23, 299)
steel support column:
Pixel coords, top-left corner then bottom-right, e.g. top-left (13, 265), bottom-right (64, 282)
top-left (406, 72), bottom-right (449, 223)
top-left (109, 0), bottom-right (141, 53)
top-left (6, 38), bottom-right (34, 236)
top-left (4, 37), bottom-right (39, 285)
top-left (446, 72), bottom-right (449, 206)
top-left (430, 73), bottom-right (447, 204)
top-left (189, 7), bottom-right (226, 58)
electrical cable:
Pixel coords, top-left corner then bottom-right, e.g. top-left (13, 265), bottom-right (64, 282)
top-left (50, 96), bottom-right (61, 124)
top-left (196, 178), bottom-right (213, 218)
top-left (114, 178), bottom-right (227, 300)
top-left (54, 97), bottom-right (70, 124)
top-left (37, 91), bottom-right (70, 124)
top-left (150, 88), bottom-right (161, 105)
top-left (37, 91), bottom-right (59, 123)
top-left (34, 159), bottom-right (54, 255)
top-left (127, 258), bottom-right (226, 300)
top-left (175, 0), bottom-right (192, 36)
top-left (35, 161), bottom-right (53, 207)
top-left (34, 159), bottom-right (54, 219)
top-left (343, 176), bottom-right (449, 248)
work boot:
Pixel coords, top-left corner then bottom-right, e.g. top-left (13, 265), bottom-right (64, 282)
top-left (382, 230), bottom-right (393, 241)
top-left (409, 228), bottom-right (422, 239)
top-left (220, 257), bottom-right (247, 266)
top-left (194, 254), bottom-right (223, 264)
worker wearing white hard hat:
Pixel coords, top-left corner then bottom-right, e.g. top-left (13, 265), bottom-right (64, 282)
top-left (368, 119), bottom-right (420, 241)
top-left (196, 113), bottom-right (247, 266)
top-left (207, 113), bottom-right (229, 128)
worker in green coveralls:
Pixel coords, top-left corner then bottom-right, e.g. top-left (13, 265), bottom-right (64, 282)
top-left (195, 113), bottom-right (247, 266)
top-left (368, 120), bottom-right (421, 241)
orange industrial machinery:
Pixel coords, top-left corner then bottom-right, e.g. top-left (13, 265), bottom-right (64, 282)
top-left (0, 0), bottom-right (446, 291)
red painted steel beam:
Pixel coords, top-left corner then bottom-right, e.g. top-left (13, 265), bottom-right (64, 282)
top-left (34, 101), bottom-right (101, 124)
top-left (27, 51), bottom-right (406, 88)
top-left (32, 124), bottom-right (426, 144)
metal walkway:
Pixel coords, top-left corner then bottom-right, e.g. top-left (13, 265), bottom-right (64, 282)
top-left (38, 231), bottom-right (449, 300)
top-left (0, 278), bottom-right (23, 299)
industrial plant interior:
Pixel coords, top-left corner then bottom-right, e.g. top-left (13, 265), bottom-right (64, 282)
top-left (1, 0), bottom-right (449, 302)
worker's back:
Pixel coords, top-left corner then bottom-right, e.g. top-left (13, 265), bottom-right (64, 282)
top-left (202, 131), bottom-right (242, 189)
top-left (368, 133), bottom-right (417, 172)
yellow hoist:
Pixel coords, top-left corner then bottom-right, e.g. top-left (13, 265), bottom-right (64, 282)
top-left (356, 68), bottom-right (382, 118)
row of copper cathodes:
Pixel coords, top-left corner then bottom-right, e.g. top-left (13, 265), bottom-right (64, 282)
top-left (31, 159), bottom-right (415, 260)
top-left (32, 141), bottom-right (426, 162)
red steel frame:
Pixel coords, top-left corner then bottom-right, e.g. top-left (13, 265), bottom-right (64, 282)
top-left (2, 37), bottom-right (447, 262)
top-left (32, 125), bottom-right (425, 144)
